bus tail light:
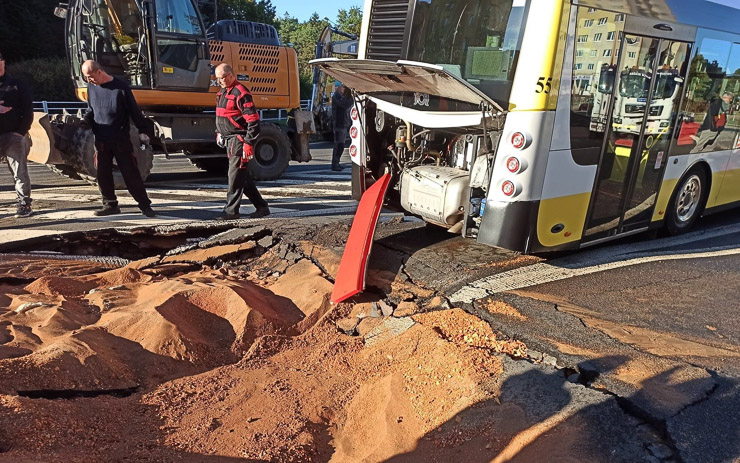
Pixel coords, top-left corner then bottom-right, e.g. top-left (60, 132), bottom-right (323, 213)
top-left (351, 108), bottom-right (358, 120)
top-left (501, 180), bottom-right (521, 197)
top-left (350, 144), bottom-right (358, 157)
top-left (350, 127), bottom-right (358, 138)
top-left (505, 156), bottom-right (527, 173)
top-left (511, 131), bottom-right (531, 150)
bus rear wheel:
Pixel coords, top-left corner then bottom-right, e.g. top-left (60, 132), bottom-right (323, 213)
top-left (665, 167), bottom-right (707, 235)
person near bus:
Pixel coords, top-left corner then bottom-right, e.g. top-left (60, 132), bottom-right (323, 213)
top-left (0, 50), bottom-right (34, 218)
top-left (331, 81), bottom-right (352, 172)
top-left (691, 91), bottom-right (734, 151)
top-left (214, 63), bottom-right (269, 220)
top-left (80, 60), bottom-right (156, 217)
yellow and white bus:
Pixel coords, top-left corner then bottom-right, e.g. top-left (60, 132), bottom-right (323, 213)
top-left (313, 0), bottom-right (740, 253)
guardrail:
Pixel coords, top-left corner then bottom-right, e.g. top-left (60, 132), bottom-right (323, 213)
top-left (34, 99), bottom-right (312, 120)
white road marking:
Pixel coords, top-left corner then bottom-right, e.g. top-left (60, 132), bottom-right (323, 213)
top-left (450, 223), bottom-right (740, 303)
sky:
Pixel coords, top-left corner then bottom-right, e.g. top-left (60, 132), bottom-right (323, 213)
top-left (270, 0), bottom-right (362, 22)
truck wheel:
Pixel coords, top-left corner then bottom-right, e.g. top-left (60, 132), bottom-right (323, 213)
top-left (249, 122), bottom-right (291, 180)
top-left (665, 167), bottom-right (707, 235)
top-left (70, 125), bottom-right (153, 190)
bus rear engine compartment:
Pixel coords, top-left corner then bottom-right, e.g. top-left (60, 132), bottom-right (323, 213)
top-left (367, 107), bottom-right (500, 237)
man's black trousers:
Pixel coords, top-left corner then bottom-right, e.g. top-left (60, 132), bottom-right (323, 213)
top-left (224, 136), bottom-right (268, 215)
top-left (95, 137), bottom-right (151, 209)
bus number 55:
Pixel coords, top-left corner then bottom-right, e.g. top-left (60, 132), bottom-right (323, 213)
top-left (536, 77), bottom-right (552, 94)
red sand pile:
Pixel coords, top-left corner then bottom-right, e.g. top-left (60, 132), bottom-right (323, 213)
top-left (0, 247), bottom-right (527, 462)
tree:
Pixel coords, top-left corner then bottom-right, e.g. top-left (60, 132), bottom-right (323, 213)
top-left (335, 6), bottom-right (362, 38)
top-left (0, 0), bottom-right (66, 63)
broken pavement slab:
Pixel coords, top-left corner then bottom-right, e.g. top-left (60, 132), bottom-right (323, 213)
top-left (471, 292), bottom-right (716, 421)
top-left (363, 317), bottom-right (415, 346)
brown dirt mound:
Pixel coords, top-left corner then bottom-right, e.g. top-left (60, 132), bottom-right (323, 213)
top-left (24, 276), bottom-right (97, 298)
top-left (85, 266), bottom-right (153, 287)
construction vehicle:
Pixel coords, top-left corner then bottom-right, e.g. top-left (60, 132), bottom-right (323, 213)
top-left (29, 0), bottom-right (314, 187)
top-left (310, 25), bottom-right (358, 139)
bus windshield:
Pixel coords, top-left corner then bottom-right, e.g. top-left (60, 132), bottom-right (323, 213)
top-left (405, 0), bottom-right (529, 107)
top-left (654, 69), bottom-right (679, 99)
top-left (620, 71), bottom-right (650, 99)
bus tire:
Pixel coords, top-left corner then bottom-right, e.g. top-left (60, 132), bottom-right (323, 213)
top-left (248, 122), bottom-right (291, 180)
top-left (665, 167), bottom-right (707, 235)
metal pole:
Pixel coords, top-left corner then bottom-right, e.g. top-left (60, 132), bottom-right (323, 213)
top-left (214, 0), bottom-right (218, 23)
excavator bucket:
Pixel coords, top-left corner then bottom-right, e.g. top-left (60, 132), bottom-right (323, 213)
top-left (330, 173), bottom-right (391, 304)
top-left (27, 112), bottom-right (65, 165)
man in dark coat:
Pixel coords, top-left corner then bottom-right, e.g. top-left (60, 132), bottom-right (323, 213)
top-left (0, 50), bottom-right (34, 217)
top-left (330, 82), bottom-right (352, 172)
top-left (691, 91), bottom-right (734, 152)
top-left (214, 63), bottom-right (269, 220)
top-left (81, 60), bottom-right (156, 217)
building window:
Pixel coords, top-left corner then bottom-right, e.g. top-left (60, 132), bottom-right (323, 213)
top-left (584, 19), bottom-right (594, 27)
top-left (607, 31), bottom-right (615, 41)
top-left (588, 8), bottom-right (596, 12)
top-left (587, 63), bottom-right (595, 70)
top-left (575, 63), bottom-right (583, 70)
top-left (578, 35), bottom-right (588, 43)
top-left (576, 49), bottom-right (585, 57)
top-left (628, 51), bottom-right (636, 58)
top-left (603, 49), bottom-right (612, 57)
top-left (615, 14), bottom-right (625, 22)
top-left (598, 17), bottom-right (608, 26)
top-left (593, 33), bottom-right (602, 42)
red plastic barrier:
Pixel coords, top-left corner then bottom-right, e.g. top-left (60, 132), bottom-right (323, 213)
top-left (330, 173), bottom-right (391, 304)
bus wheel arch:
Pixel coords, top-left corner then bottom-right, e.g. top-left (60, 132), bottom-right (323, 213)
top-left (665, 162), bottom-right (711, 235)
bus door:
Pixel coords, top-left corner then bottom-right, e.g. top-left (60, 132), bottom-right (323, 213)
top-left (582, 18), bottom-right (694, 243)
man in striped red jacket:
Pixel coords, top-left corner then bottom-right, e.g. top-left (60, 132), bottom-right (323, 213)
top-left (214, 63), bottom-right (270, 220)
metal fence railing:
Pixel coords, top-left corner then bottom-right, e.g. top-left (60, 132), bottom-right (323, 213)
top-left (34, 99), bottom-right (312, 120)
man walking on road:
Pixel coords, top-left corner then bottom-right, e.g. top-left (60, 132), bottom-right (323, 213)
top-left (330, 82), bottom-right (352, 172)
top-left (81, 60), bottom-right (156, 217)
top-left (691, 91), bottom-right (734, 152)
top-left (214, 63), bottom-right (269, 220)
top-left (0, 50), bottom-right (34, 218)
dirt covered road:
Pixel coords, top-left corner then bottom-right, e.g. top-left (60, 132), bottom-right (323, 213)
top-left (0, 219), bottom-right (663, 462)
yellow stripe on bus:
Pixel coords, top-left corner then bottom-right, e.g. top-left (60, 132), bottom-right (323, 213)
top-left (537, 192), bottom-right (591, 247)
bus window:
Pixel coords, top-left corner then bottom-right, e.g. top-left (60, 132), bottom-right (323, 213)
top-left (677, 32), bottom-right (739, 155)
top-left (405, 0), bottom-right (529, 108)
top-left (569, 6), bottom-right (625, 154)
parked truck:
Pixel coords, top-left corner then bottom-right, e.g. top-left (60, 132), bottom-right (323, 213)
top-left (29, 0), bottom-right (314, 187)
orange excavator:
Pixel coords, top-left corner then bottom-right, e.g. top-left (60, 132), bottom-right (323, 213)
top-left (30, 0), bottom-right (314, 187)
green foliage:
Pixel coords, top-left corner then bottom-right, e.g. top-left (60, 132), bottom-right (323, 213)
top-left (276, 7), bottom-right (362, 98)
top-left (198, 0), bottom-right (278, 28)
top-left (0, 0), bottom-right (66, 63)
top-left (336, 6), bottom-right (363, 37)
top-left (7, 58), bottom-right (76, 101)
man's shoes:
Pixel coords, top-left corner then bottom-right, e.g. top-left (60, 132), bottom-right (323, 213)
top-left (14, 203), bottom-right (32, 218)
top-left (216, 212), bottom-right (240, 220)
top-left (690, 135), bottom-right (700, 142)
top-left (141, 207), bottom-right (156, 218)
top-left (94, 206), bottom-right (121, 217)
top-left (331, 165), bottom-right (344, 172)
top-left (248, 206), bottom-right (270, 219)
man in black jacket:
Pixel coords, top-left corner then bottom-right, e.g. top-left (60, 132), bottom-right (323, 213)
top-left (81, 60), bottom-right (156, 217)
top-left (0, 51), bottom-right (34, 218)
top-left (330, 82), bottom-right (352, 172)
top-left (691, 91), bottom-right (734, 152)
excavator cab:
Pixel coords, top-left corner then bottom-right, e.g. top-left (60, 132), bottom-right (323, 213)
top-left (62, 0), bottom-right (210, 96)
